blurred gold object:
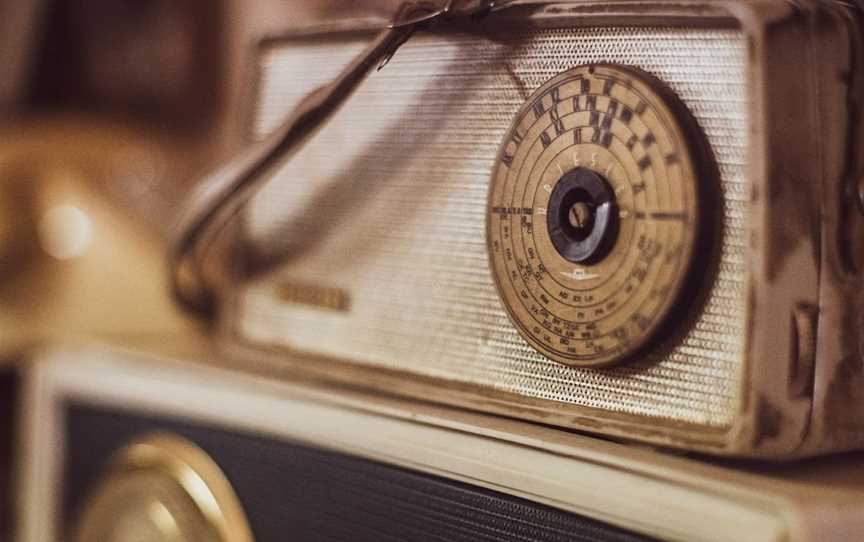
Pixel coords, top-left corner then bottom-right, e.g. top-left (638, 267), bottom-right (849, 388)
top-left (0, 116), bottom-right (209, 352)
top-left (74, 433), bottom-right (253, 542)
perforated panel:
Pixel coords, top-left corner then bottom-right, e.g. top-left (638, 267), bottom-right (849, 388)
top-left (237, 26), bottom-right (749, 427)
top-left (65, 405), bottom-right (657, 542)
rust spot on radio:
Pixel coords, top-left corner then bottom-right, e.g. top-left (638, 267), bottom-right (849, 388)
top-left (762, 183), bottom-right (820, 281)
top-left (752, 396), bottom-right (783, 448)
top-left (823, 353), bottom-right (864, 438)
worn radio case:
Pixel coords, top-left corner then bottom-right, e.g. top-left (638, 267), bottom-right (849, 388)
top-left (15, 343), bottom-right (864, 541)
top-left (216, 0), bottom-right (864, 458)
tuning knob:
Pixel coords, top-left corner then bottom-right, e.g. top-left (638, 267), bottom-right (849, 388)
top-left (74, 433), bottom-right (254, 542)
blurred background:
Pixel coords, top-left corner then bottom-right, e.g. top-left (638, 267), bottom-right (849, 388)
top-left (0, 0), bottom-right (399, 352)
top-left (1, 0), bottom-right (231, 351)
top-left (0, 1), bottom-right (400, 538)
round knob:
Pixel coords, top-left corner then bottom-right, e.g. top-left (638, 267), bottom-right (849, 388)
top-left (547, 167), bottom-right (618, 264)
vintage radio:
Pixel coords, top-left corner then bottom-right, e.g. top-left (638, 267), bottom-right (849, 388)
top-left (16, 343), bottom-right (864, 542)
top-left (169, 0), bottom-right (864, 458)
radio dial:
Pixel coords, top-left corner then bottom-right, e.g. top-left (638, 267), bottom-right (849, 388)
top-left (487, 64), bottom-right (718, 367)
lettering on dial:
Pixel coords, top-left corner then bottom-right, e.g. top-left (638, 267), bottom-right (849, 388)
top-left (487, 64), bottom-right (718, 367)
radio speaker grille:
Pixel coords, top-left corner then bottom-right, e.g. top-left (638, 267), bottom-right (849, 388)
top-left (65, 404), bottom-right (657, 542)
top-left (239, 26), bottom-right (749, 427)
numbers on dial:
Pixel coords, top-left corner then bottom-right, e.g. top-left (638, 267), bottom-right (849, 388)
top-left (487, 64), bottom-right (715, 367)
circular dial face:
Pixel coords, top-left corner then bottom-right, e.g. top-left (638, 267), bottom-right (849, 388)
top-left (487, 64), bottom-right (714, 367)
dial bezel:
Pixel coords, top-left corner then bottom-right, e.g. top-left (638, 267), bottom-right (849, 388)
top-left (486, 63), bottom-right (722, 368)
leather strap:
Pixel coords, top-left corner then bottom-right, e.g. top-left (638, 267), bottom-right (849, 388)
top-left (169, 1), bottom-right (511, 317)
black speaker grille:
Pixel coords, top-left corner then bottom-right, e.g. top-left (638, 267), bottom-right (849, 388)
top-left (64, 403), bottom-right (656, 542)
top-left (0, 367), bottom-right (17, 542)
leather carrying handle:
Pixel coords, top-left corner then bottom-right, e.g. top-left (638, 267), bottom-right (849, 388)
top-left (169, 1), bottom-right (515, 317)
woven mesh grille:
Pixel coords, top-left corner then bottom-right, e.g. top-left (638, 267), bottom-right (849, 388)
top-left (238, 27), bottom-right (749, 427)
